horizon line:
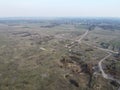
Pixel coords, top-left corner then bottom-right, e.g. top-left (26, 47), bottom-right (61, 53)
top-left (0, 16), bottom-right (120, 19)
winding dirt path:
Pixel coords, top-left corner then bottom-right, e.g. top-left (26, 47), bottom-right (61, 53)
top-left (77, 30), bottom-right (89, 43)
top-left (77, 30), bottom-right (120, 89)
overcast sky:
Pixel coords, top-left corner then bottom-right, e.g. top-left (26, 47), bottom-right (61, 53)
top-left (0, 0), bottom-right (120, 17)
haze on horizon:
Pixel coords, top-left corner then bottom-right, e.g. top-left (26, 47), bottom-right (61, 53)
top-left (0, 0), bottom-right (120, 18)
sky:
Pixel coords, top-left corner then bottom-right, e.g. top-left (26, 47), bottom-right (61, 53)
top-left (0, 0), bottom-right (120, 17)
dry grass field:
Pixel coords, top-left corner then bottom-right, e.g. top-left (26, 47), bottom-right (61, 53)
top-left (0, 18), bottom-right (120, 90)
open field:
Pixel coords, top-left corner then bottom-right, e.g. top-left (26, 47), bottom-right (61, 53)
top-left (0, 18), bottom-right (120, 90)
